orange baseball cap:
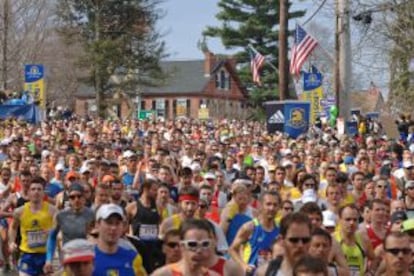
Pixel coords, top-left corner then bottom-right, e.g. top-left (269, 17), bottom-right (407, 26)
top-left (66, 171), bottom-right (79, 180)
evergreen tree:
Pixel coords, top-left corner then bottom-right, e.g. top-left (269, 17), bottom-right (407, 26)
top-left (57, 0), bottom-right (166, 117)
top-left (204, 0), bottom-right (304, 118)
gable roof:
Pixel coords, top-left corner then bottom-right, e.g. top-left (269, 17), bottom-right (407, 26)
top-left (142, 60), bottom-right (208, 94)
top-left (75, 57), bottom-right (246, 98)
top-left (350, 90), bottom-right (384, 113)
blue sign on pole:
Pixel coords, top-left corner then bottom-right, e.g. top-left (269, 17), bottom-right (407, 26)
top-left (284, 101), bottom-right (310, 138)
top-left (24, 65), bottom-right (44, 82)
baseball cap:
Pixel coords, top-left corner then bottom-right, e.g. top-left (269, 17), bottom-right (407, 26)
top-left (403, 161), bottom-right (414, 169)
top-left (62, 239), bottom-right (95, 265)
top-left (406, 180), bottom-right (414, 189)
top-left (390, 211), bottom-right (407, 224)
top-left (343, 156), bottom-right (354, 165)
top-left (68, 183), bottom-right (84, 194)
top-left (122, 150), bottom-right (136, 159)
top-left (102, 175), bottom-right (115, 183)
top-left (55, 163), bottom-right (65, 172)
top-left (96, 203), bottom-right (125, 221)
top-left (66, 171), bottom-right (79, 180)
top-left (282, 160), bottom-right (294, 168)
top-left (204, 172), bottom-right (216, 180)
top-left (79, 166), bottom-right (90, 174)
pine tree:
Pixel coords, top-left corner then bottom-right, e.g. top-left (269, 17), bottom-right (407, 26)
top-left (204, 0), bottom-right (304, 118)
top-left (57, 0), bottom-right (166, 117)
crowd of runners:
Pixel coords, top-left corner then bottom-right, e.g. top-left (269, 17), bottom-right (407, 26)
top-left (0, 116), bottom-right (411, 275)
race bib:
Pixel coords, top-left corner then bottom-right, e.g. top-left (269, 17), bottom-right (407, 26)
top-left (257, 250), bottom-right (271, 267)
top-left (349, 266), bottom-right (360, 276)
top-left (139, 224), bottom-right (158, 241)
top-left (27, 230), bottom-right (47, 248)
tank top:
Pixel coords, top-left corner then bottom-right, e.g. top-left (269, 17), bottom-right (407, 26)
top-left (170, 263), bottom-right (211, 276)
top-left (334, 231), bottom-right (365, 276)
top-left (20, 202), bottom-right (53, 253)
top-left (131, 199), bottom-right (160, 241)
top-left (243, 219), bottom-right (280, 267)
top-left (366, 224), bottom-right (383, 249)
top-left (210, 257), bottom-right (226, 275)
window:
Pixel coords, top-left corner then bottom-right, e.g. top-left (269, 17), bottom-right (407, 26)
top-left (215, 69), bottom-right (231, 91)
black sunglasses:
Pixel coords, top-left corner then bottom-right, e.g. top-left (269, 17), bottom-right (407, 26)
top-left (166, 242), bottom-right (179, 248)
top-left (287, 237), bottom-right (311, 244)
top-left (69, 194), bottom-right (82, 200)
top-left (385, 248), bottom-right (411, 256)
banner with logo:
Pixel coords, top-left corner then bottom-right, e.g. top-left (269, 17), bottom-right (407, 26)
top-left (176, 98), bottom-right (187, 117)
top-left (301, 66), bottom-right (324, 123)
top-left (264, 101), bottom-right (284, 134)
top-left (198, 107), bottom-right (209, 120)
top-left (300, 87), bottom-right (323, 123)
top-left (284, 101), bottom-right (310, 138)
top-left (24, 64), bottom-right (45, 108)
top-left (346, 121), bottom-right (358, 136)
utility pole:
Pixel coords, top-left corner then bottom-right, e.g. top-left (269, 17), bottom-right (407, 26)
top-left (2, 0), bottom-right (9, 91)
top-left (335, 0), bottom-right (351, 119)
top-left (279, 0), bottom-right (288, 100)
top-left (94, 1), bottom-right (104, 118)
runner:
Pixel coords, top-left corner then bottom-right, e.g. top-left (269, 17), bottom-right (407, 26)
top-left (126, 178), bottom-right (162, 273)
top-left (8, 176), bottom-right (56, 276)
top-left (229, 191), bottom-right (280, 274)
top-left (93, 203), bottom-right (147, 275)
top-left (43, 183), bottom-right (94, 274)
top-left (152, 218), bottom-right (220, 276)
top-left (377, 232), bottom-right (412, 276)
top-left (257, 212), bottom-right (312, 276)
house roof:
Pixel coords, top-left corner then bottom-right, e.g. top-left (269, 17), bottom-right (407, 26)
top-left (350, 90), bottom-right (384, 113)
top-left (142, 60), bottom-right (208, 94)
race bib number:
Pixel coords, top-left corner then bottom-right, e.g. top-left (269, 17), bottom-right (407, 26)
top-left (27, 230), bottom-right (47, 248)
top-left (139, 224), bottom-right (158, 241)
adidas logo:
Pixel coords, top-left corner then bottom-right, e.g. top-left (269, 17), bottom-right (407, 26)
top-left (268, 110), bottom-right (284, 124)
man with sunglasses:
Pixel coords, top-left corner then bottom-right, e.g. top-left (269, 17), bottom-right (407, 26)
top-left (257, 212), bottom-right (312, 276)
top-left (43, 183), bottom-right (94, 274)
top-left (153, 219), bottom-right (219, 276)
top-left (161, 229), bottom-right (182, 265)
top-left (378, 232), bottom-right (412, 276)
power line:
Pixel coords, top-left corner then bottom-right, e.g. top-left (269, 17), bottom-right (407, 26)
top-left (302, 0), bottom-right (328, 26)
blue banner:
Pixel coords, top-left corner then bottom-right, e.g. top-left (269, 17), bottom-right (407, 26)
top-left (25, 65), bottom-right (44, 82)
top-left (346, 121), bottom-right (358, 136)
top-left (303, 68), bottom-right (323, 91)
top-left (284, 101), bottom-right (310, 138)
top-left (366, 112), bottom-right (379, 119)
top-left (0, 104), bottom-right (41, 124)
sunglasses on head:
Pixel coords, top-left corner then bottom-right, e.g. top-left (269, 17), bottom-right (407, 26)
top-left (385, 247), bottom-right (411, 256)
top-left (180, 239), bottom-right (212, 251)
top-left (287, 237), bottom-right (311, 244)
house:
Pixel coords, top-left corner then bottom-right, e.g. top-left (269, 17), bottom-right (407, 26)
top-left (350, 89), bottom-right (386, 114)
top-left (74, 50), bottom-right (248, 120)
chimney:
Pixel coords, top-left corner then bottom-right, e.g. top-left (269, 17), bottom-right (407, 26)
top-left (204, 50), bottom-right (215, 77)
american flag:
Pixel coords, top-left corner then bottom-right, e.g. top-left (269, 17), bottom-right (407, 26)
top-left (290, 25), bottom-right (318, 77)
top-left (248, 47), bottom-right (265, 85)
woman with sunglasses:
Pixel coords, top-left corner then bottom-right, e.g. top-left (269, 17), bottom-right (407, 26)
top-left (153, 219), bottom-right (220, 276)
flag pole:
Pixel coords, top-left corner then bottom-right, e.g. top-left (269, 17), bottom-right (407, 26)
top-left (279, 0), bottom-right (289, 100)
top-left (248, 45), bottom-right (279, 73)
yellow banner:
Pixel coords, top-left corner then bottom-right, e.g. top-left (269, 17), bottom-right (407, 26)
top-left (299, 87), bottom-right (323, 123)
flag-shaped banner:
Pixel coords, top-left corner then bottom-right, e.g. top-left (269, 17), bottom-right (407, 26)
top-left (290, 25), bottom-right (318, 77)
top-left (248, 47), bottom-right (265, 85)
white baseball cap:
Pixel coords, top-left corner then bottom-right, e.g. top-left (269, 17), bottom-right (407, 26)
top-left (55, 163), bottom-right (65, 172)
top-left (62, 239), bottom-right (95, 265)
top-left (96, 204), bottom-right (125, 221)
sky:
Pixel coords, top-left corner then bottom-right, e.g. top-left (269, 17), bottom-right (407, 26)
top-left (158, 0), bottom-right (315, 60)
